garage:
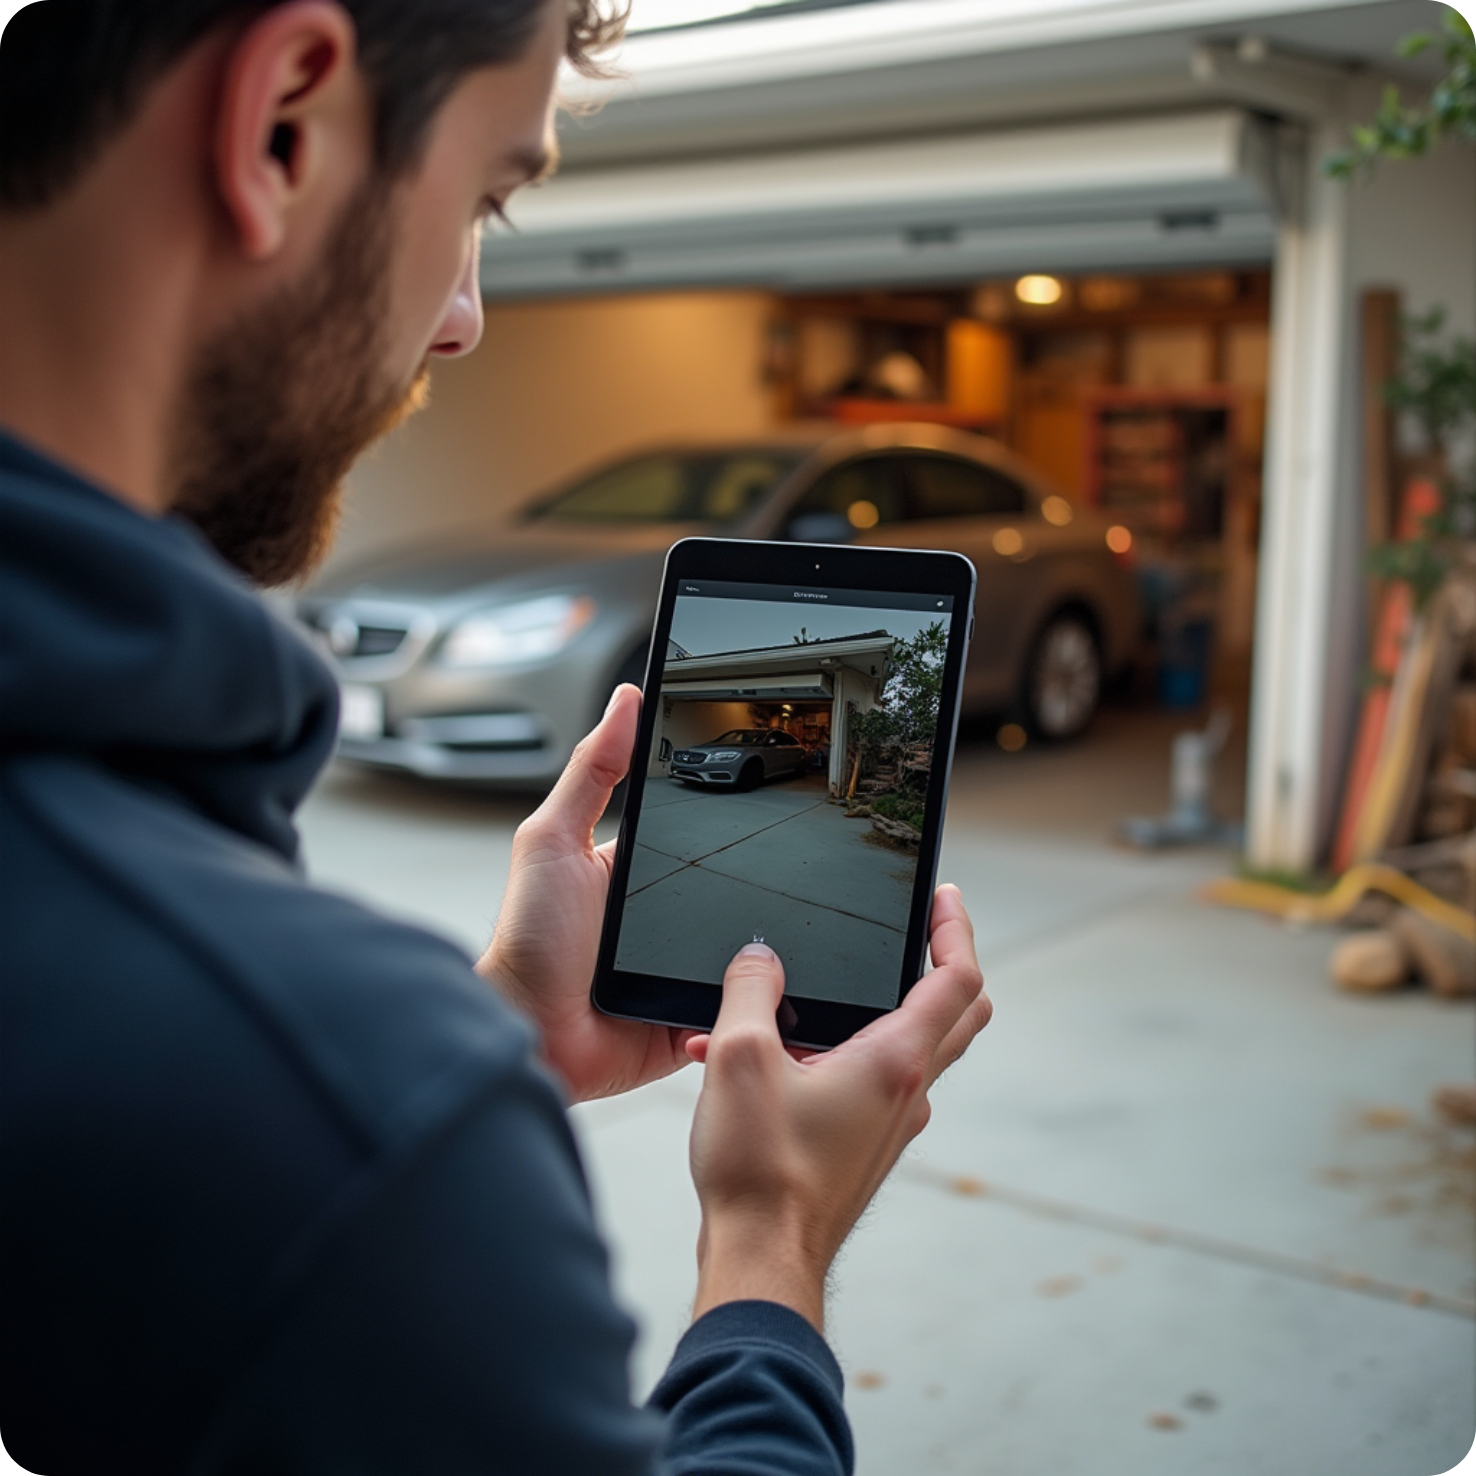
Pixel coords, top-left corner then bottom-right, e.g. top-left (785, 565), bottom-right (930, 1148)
top-left (336, 0), bottom-right (1473, 876)
top-left (649, 630), bottom-right (892, 792)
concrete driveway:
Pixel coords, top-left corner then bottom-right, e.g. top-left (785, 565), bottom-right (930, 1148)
top-left (297, 710), bottom-right (1475, 1476)
top-left (616, 773), bottom-right (914, 1006)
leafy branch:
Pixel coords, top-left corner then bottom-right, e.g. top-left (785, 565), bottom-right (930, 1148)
top-left (1365, 310), bottom-right (1476, 607)
top-left (1324, 6), bottom-right (1476, 180)
top-left (849, 622), bottom-right (947, 792)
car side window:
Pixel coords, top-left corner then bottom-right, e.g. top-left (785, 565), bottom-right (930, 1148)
top-left (787, 457), bottom-right (906, 535)
top-left (902, 454), bottom-right (1027, 519)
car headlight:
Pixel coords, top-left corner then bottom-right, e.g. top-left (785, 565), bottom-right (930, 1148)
top-left (438, 594), bottom-right (596, 670)
top-left (707, 750), bottom-right (742, 761)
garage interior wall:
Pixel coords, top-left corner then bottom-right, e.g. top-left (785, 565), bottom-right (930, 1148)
top-left (328, 291), bottom-right (777, 573)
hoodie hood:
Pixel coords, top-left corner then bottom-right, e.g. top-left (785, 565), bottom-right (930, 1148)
top-left (0, 432), bottom-right (338, 861)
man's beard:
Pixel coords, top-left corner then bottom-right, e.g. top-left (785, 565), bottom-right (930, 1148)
top-left (170, 180), bottom-right (430, 587)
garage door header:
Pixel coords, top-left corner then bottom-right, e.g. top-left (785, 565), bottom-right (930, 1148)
top-left (482, 108), bottom-right (1286, 297)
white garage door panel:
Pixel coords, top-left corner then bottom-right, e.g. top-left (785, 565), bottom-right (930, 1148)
top-left (663, 676), bottom-right (832, 700)
top-left (483, 109), bottom-right (1282, 297)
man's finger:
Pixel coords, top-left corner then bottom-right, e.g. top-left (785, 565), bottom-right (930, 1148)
top-left (827, 888), bottom-right (983, 1067)
top-left (522, 684), bottom-right (640, 853)
top-left (705, 943), bottom-right (789, 1070)
top-left (927, 989), bottom-right (993, 1087)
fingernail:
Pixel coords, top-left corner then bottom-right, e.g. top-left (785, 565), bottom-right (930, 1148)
top-left (604, 686), bottom-right (622, 718)
top-left (738, 942), bottom-right (775, 961)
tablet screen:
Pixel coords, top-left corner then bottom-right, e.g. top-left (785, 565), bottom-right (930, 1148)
top-left (612, 576), bottom-right (955, 1010)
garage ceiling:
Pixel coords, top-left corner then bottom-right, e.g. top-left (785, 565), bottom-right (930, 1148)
top-left (481, 108), bottom-right (1285, 298)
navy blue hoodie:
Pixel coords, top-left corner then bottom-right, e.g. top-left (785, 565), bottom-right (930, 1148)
top-left (0, 431), bottom-right (852, 1475)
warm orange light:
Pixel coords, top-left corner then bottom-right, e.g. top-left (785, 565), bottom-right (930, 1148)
top-left (1106, 525), bottom-right (1134, 554)
top-left (997, 723), bottom-right (1028, 752)
top-left (1015, 274), bottom-right (1063, 306)
top-left (992, 527), bottom-right (1024, 556)
top-left (847, 499), bottom-right (880, 529)
top-left (1041, 495), bottom-right (1074, 527)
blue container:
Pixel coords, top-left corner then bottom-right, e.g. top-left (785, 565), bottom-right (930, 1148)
top-left (1158, 616), bottom-right (1214, 709)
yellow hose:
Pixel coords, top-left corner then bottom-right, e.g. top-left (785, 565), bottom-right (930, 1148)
top-left (1201, 864), bottom-right (1476, 943)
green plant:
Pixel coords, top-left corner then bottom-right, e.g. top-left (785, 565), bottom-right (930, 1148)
top-left (1364, 310), bottom-right (1476, 607)
top-left (848, 621), bottom-right (947, 790)
top-left (1325, 6), bottom-right (1476, 180)
top-left (871, 793), bottom-right (926, 831)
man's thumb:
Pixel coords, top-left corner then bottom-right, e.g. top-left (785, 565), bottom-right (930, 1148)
top-left (529, 684), bottom-right (639, 847)
top-left (711, 943), bottom-right (788, 1040)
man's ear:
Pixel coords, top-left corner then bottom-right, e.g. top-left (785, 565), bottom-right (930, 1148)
top-left (214, 1), bottom-right (364, 261)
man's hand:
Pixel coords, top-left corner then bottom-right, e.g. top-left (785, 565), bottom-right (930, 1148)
top-left (686, 886), bottom-right (990, 1332)
top-left (477, 684), bottom-right (694, 1102)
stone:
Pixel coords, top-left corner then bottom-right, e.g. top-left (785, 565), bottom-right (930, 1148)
top-left (1389, 908), bottom-right (1476, 997)
top-left (1329, 930), bottom-right (1409, 992)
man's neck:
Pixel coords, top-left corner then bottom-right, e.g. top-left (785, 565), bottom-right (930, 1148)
top-left (0, 202), bottom-right (194, 515)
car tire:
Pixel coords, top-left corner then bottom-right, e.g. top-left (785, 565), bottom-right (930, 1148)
top-left (1022, 610), bottom-right (1102, 741)
top-left (737, 758), bottom-right (764, 792)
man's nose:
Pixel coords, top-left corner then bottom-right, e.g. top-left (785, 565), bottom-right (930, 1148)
top-left (430, 235), bottom-right (484, 358)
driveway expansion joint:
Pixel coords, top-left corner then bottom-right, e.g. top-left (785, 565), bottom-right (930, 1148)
top-left (898, 1161), bottom-right (1476, 1321)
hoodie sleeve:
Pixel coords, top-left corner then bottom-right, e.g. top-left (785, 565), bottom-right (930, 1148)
top-left (185, 1054), bottom-right (852, 1476)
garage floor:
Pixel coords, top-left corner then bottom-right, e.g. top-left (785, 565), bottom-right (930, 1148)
top-left (617, 773), bottom-right (913, 1005)
top-left (296, 710), bottom-right (1476, 1476)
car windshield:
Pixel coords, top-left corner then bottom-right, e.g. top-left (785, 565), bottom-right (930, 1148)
top-left (710, 731), bottom-right (768, 746)
top-left (528, 452), bottom-right (803, 524)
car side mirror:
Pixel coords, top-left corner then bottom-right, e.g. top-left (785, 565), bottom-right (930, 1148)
top-left (786, 511), bottom-right (855, 544)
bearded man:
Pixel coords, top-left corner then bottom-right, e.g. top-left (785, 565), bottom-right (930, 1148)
top-left (0, 2), bottom-right (990, 1472)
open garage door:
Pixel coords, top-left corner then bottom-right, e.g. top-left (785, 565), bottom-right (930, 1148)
top-left (663, 675), bottom-right (832, 701)
top-left (483, 109), bottom-right (1286, 298)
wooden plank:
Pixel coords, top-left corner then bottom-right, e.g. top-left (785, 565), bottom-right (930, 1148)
top-left (1330, 474), bottom-right (1443, 873)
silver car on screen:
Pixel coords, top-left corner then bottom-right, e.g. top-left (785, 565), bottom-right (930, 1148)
top-left (297, 424), bottom-right (1138, 787)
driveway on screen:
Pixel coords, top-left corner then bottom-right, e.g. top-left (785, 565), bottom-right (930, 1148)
top-left (617, 773), bottom-right (916, 1007)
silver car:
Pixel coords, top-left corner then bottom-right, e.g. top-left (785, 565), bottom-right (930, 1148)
top-left (298, 424), bottom-right (1138, 786)
top-left (670, 729), bottom-right (810, 789)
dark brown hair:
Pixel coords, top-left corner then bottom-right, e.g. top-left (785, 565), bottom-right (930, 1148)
top-left (0, 0), bottom-right (626, 210)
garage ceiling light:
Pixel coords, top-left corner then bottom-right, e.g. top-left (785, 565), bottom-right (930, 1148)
top-left (1015, 274), bottom-right (1063, 306)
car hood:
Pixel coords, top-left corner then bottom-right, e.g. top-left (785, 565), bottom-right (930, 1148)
top-left (305, 521), bottom-right (693, 609)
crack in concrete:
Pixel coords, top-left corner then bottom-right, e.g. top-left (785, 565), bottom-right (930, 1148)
top-left (898, 1160), bottom-right (1476, 1321)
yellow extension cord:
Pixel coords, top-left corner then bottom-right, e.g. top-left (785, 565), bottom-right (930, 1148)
top-left (1201, 863), bottom-right (1476, 944)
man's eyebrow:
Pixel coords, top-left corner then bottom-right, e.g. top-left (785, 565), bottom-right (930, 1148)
top-left (508, 141), bottom-right (558, 185)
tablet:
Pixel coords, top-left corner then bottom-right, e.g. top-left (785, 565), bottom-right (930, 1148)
top-left (592, 537), bottom-right (976, 1050)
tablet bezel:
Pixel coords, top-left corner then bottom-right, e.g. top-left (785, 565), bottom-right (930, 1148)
top-left (591, 536), bottom-right (976, 1051)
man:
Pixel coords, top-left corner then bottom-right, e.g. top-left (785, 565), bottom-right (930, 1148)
top-left (0, 1), bottom-right (991, 1471)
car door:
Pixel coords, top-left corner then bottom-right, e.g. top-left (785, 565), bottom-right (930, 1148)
top-left (776, 455), bottom-right (911, 545)
top-left (760, 730), bottom-right (790, 778)
top-left (776, 731), bottom-right (807, 776)
top-left (888, 452), bottom-right (1038, 706)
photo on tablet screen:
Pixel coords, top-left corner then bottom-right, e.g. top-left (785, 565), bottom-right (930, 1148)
top-left (613, 578), bottom-right (954, 1009)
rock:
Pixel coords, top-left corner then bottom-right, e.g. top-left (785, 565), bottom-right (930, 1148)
top-left (1432, 1084), bottom-right (1476, 1126)
top-left (870, 815), bottom-right (921, 847)
top-left (1329, 930), bottom-right (1409, 992)
top-left (1389, 908), bottom-right (1476, 997)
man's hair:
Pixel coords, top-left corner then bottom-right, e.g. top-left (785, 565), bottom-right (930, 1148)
top-left (0, 0), bottom-right (624, 210)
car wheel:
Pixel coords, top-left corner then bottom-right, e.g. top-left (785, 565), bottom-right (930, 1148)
top-left (737, 758), bottom-right (764, 792)
top-left (1023, 611), bottom-right (1101, 741)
